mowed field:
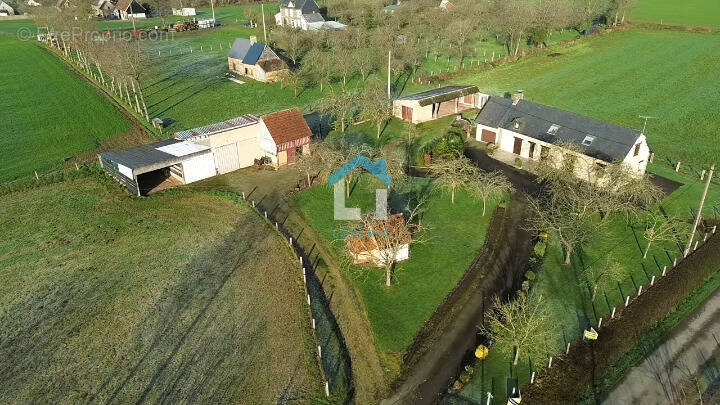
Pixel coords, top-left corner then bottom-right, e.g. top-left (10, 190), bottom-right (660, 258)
top-left (630, 0), bottom-right (720, 27)
top-left (0, 175), bottom-right (320, 402)
top-left (429, 29), bottom-right (720, 167)
top-left (0, 22), bottom-right (133, 183)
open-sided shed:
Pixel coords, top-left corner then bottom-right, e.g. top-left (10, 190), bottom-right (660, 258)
top-left (99, 139), bottom-right (216, 196)
top-left (393, 86), bottom-right (488, 124)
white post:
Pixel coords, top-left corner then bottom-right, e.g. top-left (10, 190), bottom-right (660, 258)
top-left (566, 343), bottom-right (570, 354)
top-left (662, 266), bottom-right (667, 276)
top-left (317, 345), bottom-right (322, 358)
top-left (387, 50), bottom-right (392, 99)
top-left (486, 392), bottom-right (493, 405)
top-left (307, 294), bottom-right (311, 305)
top-left (694, 241), bottom-right (699, 251)
top-left (673, 258), bottom-right (677, 266)
top-left (252, 200), bottom-right (255, 207)
top-left (242, 191), bottom-right (245, 199)
top-left (611, 307), bottom-right (616, 319)
top-left (299, 256), bottom-right (302, 265)
top-left (651, 275), bottom-right (656, 285)
top-left (713, 225), bottom-right (718, 234)
top-left (312, 318), bottom-right (316, 329)
top-left (289, 237), bottom-right (293, 245)
top-left (686, 165), bottom-right (714, 252)
top-left (598, 318), bottom-right (603, 328)
top-left (530, 372), bottom-right (536, 384)
top-left (325, 381), bottom-right (330, 397)
top-left (637, 286), bottom-right (643, 296)
top-left (625, 296), bottom-right (630, 306)
top-left (548, 357), bottom-right (553, 368)
top-left (264, 211), bottom-right (267, 218)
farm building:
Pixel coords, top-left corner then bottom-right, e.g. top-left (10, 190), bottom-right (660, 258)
top-left (172, 7), bottom-right (196, 16)
top-left (116, 0), bottom-right (146, 20)
top-left (0, 1), bottom-right (15, 16)
top-left (393, 86), bottom-right (488, 124)
top-left (92, 0), bottom-right (118, 19)
top-left (439, 0), bottom-right (454, 11)
top-left (274, 0), bottom-right (346, 30)
top-left (227, 37), bottom-right (289, 83)
top-left (99, 139), bottom-right (216, 196)
top-left (259, 108), bottom-right (312, 166)
top-left (346, 214), bottom-right (411, 266)
top-left (475, 92), bottom-right (651, 179)
top-left (175, 115), bottom-right (265, 174)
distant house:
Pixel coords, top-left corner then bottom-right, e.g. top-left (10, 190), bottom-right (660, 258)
top-left (99, 139), bottom-right (217, 196)
top-left (393, 86), bottom-right (488, 124)
top-left (474, 92), bottom-right (651, 179)
top-left (275, 0), bottom-right (346, 31)
top-left (0, 1), bottom-right (15, 16)
top-left (172, 7), bottom-right (195, 16)
top-left (92, 0), bottom-right (118, 18)
top-left (26, 0), bottom-right (41, 7)
top-left (383, 4), bottom-right (399, 13)
top-left (116, 0), bottom-right (146, 20)
top-left (259, 108), bottom-right (312, 166)
top-left (439, 0), bottom-right (454, 11)
top-left (227, 37), bottom-right (289, 83)
top-left (346, 214), bottom-right (411, 266)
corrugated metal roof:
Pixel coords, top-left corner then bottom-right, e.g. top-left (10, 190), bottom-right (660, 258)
top-left (156, 141), bottom-right (210, 157)
top-left (174, 115), bottom-right (260, 140)
top-left (242, 43), bottom-right (266, 65)
top-left (398, 85), bottom-right (479, 107)
top-left (100, 139), bottom-right (211, 175)
top-left (475, 96), bottom-right (642, 162)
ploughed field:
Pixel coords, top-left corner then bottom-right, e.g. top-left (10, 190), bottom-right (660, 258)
top-left (0, 174), bottom-right (320, 402)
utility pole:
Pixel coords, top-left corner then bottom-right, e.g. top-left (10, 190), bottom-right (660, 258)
top-left (686, 164), bottom-right (715, 253)
top-left (261, 3), bottom-right (267, 43)
top-left (387, 49), bottom-right (392, 99)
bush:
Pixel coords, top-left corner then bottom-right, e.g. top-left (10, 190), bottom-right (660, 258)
top-left (428, 128), bottom-right (465, 158)
top-left (533, 241), bottom-right (547, 257)
top-left (486, 143), bottom-right (498, 156)
top-left (514, 158), bottom-right (523, 168)
top-left (525, 270), bottom-right (536, 281)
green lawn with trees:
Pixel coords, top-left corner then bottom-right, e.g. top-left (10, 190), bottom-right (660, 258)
top-left (0, 25), bottom-right (132, 183)
top-left (629, 0), bottom-right (720, 27)
top-left (0, 172), bottom-right (321, 402)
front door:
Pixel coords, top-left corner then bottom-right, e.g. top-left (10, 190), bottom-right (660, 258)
top-left (401, 106), bottom-right (413, 122)
top-left (286, 147), bottom-right (296, 165)
top-left (513, 137), bottom-right (522, 155)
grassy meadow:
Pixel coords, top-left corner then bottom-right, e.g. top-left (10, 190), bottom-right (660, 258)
top-left (630, 0), bottom-right (720, 27)
top-left (0, 23), bottom-right (133, 183)
top-left (0, 174), bottom-right (320, 402)
top-left (412, 29), bottom-right (720, 168)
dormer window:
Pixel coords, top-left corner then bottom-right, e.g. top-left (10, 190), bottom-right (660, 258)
top-left (547, 124), bottom-right (559, 135)
top-left (582, 135), bottom-right (595, 146)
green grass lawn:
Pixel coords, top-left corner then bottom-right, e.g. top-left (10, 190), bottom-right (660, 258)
top-left (0, 28), bottom-right (132, 183)
top-left (0, 174), bottom-right (320, 402)
top-left (293, 174), bottom-right (499, 362)
top-left (630, 0), bottom-right (720, 27)
top-left (410, 29), bottom-right (720, 168)
top-left (459, 164), bottom-right (720, 403)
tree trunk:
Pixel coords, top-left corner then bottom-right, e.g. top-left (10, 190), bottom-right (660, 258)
top-left (643, 241), bottom-right (651, 259)
top-left (482, 199), bottom-right (487, 216)
top-left (592, 285), bottom-right (598, 302)
top-left (564, 243), bottom-right (572, 265)
top-left (513, 348), bottom-right (519, 365)
top-left (377, 122), bottom-right (381, 139)
top-left (385, 264), bottom-right (392, 286)
top-left (306, 171), bottom-right (311, 187)
top-left (451, 187), bottom-right (456, 204)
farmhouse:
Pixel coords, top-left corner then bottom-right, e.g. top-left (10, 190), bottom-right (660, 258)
top-left (116, 0), bottom-right (146, 20)
top-left (92, 0), bottom-right (118, 19)
top-left (346, 214), bottom-right (411, 266)
top-left (99, 139), bottom-right (216, 196)
top-left (0, 1), bottom-right (15, 16)
top-left (228, 37), bottom-right (289, 83)
top-left (393, 86), bottom-right (488, 124)
top-left (274, 0), bottom-right (346, 30)
top-left (259, 108), bottom-right (312, 166)
top-left (475, 92), bottom-right (651, 178)
top-left (172, 7), bottom-right (196, 16)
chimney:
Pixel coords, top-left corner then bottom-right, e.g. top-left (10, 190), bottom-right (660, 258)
top-left (512, 90), bottom-right (524, 105)
top-left (249, 35), bottom-right (257, 45)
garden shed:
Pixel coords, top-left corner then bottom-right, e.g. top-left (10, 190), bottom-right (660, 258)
top-left (99, 139), bottom-right (216, 196)
top-left (259, 108), bottom-right (312, 166)
top-left (393, 86), bottom-right (488, 124)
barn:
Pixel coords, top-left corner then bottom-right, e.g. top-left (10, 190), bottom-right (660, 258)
top-left (227, 37), bottom-right (289, 83)
top-left (175, 115), bottom-right (265, 174)
top-left (259, 108), bottom-right (312, 166)
top-left (393, 86), bottom-right (488, 124)
top-left (99, 139), bottom-right (216, 196)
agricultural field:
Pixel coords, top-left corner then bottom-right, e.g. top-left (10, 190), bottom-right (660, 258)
top-left (418, 29), bottom-right (720, 168)
top-left (0, 21), bottom-right (134, 183)
top-left (458, 164), bottom-right (720, 403)
top-left (0, 173), bottom-right (321, 402)
top-left (630, 0), bottom-right (720, 27)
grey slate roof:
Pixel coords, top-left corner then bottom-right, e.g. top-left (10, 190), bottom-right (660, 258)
top-left (243, 43), bottom-right (266, 65)
top-left (228, 38), bottom-right (254, 60)
top-left (174, 115), bottom-right (260, 140)
top-left (398, 85), bottom-right (479, 107)
top-left (281, 0), bottom-right (321, 14)
top-left (302, 12), bottom-right (325, 23)
top-left (475, 97), bottom-right (642, 162)
top-left (100, 139), bottom-right (208, 175)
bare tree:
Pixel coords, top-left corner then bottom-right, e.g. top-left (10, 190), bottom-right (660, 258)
top-left (471, 170), bottom-right (512, 216)
top-left (583, 255), bottom-right (625, 302)
top-left (354, 214), bottom-right (414, 286)
top-left (428, 153), bottom-right (478, 204)
top-left (272, 26), bottom-right (310, 66)
top-left (360, 79), bottom-right (392, 139)
top-left (318, 89), bottom-right (358, 132)
top-left (640, 212), bottom-right (684, 259)
top-left (482, 293), bottom-right (554, 366)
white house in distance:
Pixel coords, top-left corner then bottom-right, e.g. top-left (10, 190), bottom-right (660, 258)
top-left (393, 85), bottom-right (488, 124)
top-left (116, 0), bottom-right (146, 20)
top-left (275, 0), bottom-right (347, 31)
top-left (475, 92), bottom-right (651, 179)
top-left (172, 7), bottom-right (196, 16)
top-left (0, 1), bottom-right (15, 16)
top-left (346, 214), bottom-right (411, 266)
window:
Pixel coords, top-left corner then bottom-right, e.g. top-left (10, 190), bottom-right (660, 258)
top-left (582, 135), bottom-right (595, 146)
top-left (633, 143), bottom-right (641, 157)
top-left (547, 124), bottom-right (560, 135)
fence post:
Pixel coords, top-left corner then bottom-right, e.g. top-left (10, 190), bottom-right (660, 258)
top-left (598, 318), bottom-right (603, 328)
top-left (325, 381), bottom-right (330, 397)
top-left (651, 275), bottom-right (656, 286)
top-left (565, 343), bottom-right (570, 354)
top-left (312, 318), bottom-right (315, 329)
top-left (611, 307), bottom-right (616, 319)
top-left (548, 356), bottom-right (553, 368)
top-left (662, 266), bottom-right (667, 277)
top-left (675, 161), bottom-right (681, 172)
top-left (530, 371), bottom-right (536, 384)
top-left (307, 294), bottom-right (311, 305)
top-left (625, 295), bottom-right (630, 306)
top-left (637, 285), bottom-right (643, 296)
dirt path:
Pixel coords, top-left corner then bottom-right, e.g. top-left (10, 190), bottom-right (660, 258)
top-left (602, 288), bottom-right (720, 404)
